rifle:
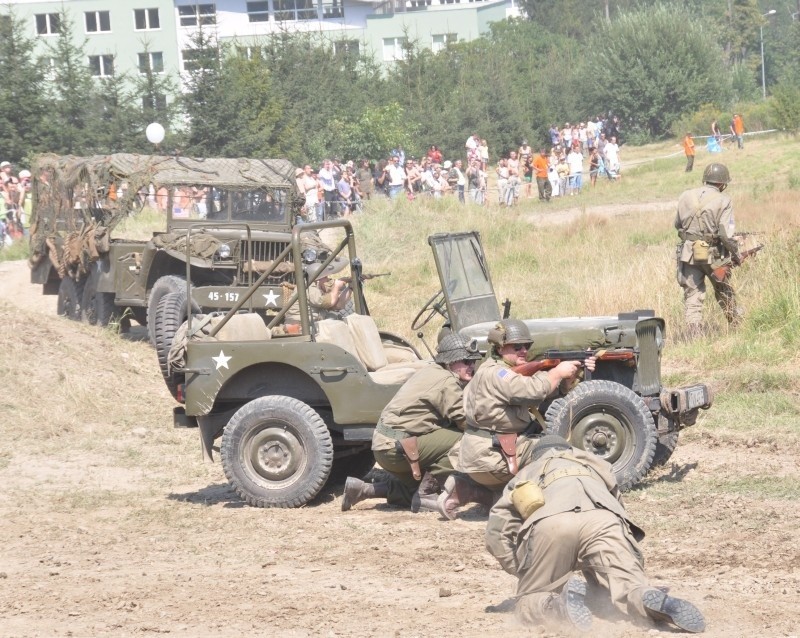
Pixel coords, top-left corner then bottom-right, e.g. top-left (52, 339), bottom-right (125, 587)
top-left (512, 348), bottom-right (637, 381)
top-left (339, 272), bottom-right (391, 283)
top-left (711, 244), bottom-right (763, 283)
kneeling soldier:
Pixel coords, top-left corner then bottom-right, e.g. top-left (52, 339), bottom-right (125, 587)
top-left (341, 334), bottom-right (482, 512)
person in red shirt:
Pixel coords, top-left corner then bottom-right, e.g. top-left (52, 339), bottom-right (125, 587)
top-left (532, 148), bottom-right (551, 202)
top-left (682, 133), bottom-right (695, 173)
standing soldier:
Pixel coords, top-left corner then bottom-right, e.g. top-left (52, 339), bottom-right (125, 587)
top-left (485, 435), bottom-right (706, 633)
top-left (439, 319), bottom-right (590, 519)
top-left (341, 334), bottom-right (482, 513)
top-left (675, 163), bottom-right (742, 337)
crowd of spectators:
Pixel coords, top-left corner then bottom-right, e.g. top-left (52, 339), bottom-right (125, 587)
top-left (295, 115), bottom-right (625, 221)
top-left (0, 161), bottom-right (32, 247)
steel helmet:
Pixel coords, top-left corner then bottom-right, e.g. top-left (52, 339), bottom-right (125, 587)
top-left (487, 319), bottom-right (532, 348)
top-left (434, 334), bottom-right (481, 365)
top-left (702, 163), bottom-right (731, 185)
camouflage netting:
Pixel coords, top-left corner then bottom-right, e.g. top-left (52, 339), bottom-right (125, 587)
top-left (28, 153), bottom-right (302, 277)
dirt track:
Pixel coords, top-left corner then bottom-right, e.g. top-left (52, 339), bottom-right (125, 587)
top-left (1, 258), bottom-right (798, 638)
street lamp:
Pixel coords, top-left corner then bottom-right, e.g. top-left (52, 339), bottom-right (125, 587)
top-left (760, 9), bottom-right (776, 100)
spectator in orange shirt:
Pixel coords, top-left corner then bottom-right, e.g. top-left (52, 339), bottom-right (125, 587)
top-left (533, 148), bottom-right (552, 202)
top-left (730, 114), bottom-right (745, 149)
top-left (683, 133), bottom-right (695, 173)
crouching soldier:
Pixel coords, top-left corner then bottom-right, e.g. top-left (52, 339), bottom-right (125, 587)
top-left (341, 334), bottom-right (482, 512)
top-left (440, 319), bottom-right (589, 519)
top-left (485, 435), bottom-right (706, 633)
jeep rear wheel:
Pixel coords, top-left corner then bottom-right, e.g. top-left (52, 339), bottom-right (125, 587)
top-left (57, 276), bottom-right (85, 321)
top-left (82, 264), bottom-right (117, 326)
top-left (147, 275), bottom-right (187, 345)
top-left (221, 396), bottom-right (334, 508)
top-left (545, 380), bottom-right (657, 491)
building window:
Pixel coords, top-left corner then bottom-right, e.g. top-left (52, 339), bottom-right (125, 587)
top-left (85, 11), bottom-right (111, 33)
top-left (178, 4), bottom-right (217, 27)
top-left (142, 94), bottom-right (167, 113)
top-left (138, 51), bottom-right (164, 74)
top-left (35, 13), bottom-right (60, 35)
top-left (246, 1), bottom-right (269, 22)
top-left (321, 0), bottom-right (344, 19)
top-left (274, 0), bottom-right (317, 22)
top-left (88, 54), bottom-right (114, 77)
top-left (333, 40), bottom-right (359, 58)
top-left (431, 33), bottom-right (457, 53)
top-left (237, 46), bottom-right (264, 60)
top-left (382, 37), bottom-right (408, 62)
top-left (181, 49), bottom-right (205, 72)
top-left (134, 8), bottom-right (161, 30)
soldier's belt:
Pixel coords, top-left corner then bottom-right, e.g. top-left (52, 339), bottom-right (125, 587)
top-left (540, 465), bottom-right (593, 488)
top-left (375, 421), bottom-right (410, 440)
top-left (679, 231), bottom-right (715, 243)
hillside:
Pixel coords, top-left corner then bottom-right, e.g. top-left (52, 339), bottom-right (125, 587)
top-left (1, 135), bottom-right (799, 636)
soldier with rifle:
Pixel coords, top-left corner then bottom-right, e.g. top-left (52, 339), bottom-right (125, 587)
top-left (675, 163), bottom-right (749, 337)
top-left (341, 334), bottom-right (482, 513)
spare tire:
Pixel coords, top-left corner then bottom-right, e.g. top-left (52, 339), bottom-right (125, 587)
top-left (545, 380), bottom-right (657, 491)
top-left (154, 290), bottom-right (196, 399)
top-left (147, 275), bottom-right (187, 345)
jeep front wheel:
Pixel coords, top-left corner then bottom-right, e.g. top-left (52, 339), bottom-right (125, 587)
top-left (221, 396), bottom-right (334, 508)
top-left (545, 380), bottom-right (657, 491)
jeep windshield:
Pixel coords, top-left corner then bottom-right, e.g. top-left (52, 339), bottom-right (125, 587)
top-left (167, 186), bottom-right (291, 226)
top-left (429, 231), bottom-right (501, 331)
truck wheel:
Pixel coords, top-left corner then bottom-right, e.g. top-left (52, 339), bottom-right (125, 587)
top-left (153, 291), bottom-right (191, 399)
top-left (82, 266), bottom-right (116, 326)
top-left (653, 431), bottom-right (679, 467)
top-left (147, 275), bottom-right (187, 344)
top-left (57, 277), bottom-right (85, 321)
top-left (221, 396), bottom-right (334, 508)
top-left (545, 380), bottom-right (657, 491)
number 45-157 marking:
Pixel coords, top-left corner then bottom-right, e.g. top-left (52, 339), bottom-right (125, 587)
top-left (208, 291), bottom-right (240, 302)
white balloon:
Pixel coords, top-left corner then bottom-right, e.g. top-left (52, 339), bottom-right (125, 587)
top-left (146, 122), bottom-right (165, 145)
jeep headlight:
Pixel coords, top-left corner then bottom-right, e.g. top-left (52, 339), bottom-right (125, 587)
top-left (302, 248), bottom-right (317, 264)
top-left (216, 243), bottom-right (232, 260)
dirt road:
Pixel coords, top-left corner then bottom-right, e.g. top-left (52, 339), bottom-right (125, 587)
top-left (1, 259), bottom-right (798, 637)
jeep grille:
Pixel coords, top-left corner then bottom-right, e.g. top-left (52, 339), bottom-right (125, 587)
top-left (240, 240), bottom-right (294, 282)
top-left (636, 319), bottom-right (662, 396)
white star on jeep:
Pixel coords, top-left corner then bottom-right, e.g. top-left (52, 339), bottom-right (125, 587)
top-left (263, 289), bottom-right (280, 307)
top-left (212, 350), bottom-right (232, 370)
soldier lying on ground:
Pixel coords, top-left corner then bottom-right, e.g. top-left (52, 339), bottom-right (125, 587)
top-left (485, 435), bottom-right (705, 633)
top-left (438, 319), bottom-right (592, 519)
top-left (341, 334), bottom-right (482, 513)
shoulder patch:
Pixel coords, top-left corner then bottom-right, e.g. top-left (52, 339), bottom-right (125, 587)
top-left (497, 369), bottom-right (512, 379)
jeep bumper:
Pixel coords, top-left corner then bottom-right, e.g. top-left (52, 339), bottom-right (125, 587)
top-left (659, 384), bottom-right (713, 428)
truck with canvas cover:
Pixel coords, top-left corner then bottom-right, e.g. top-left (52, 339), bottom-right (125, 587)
top-left (27, 153), bottom-right (301, 344)
top-left (410, 231), bottom-right (713, 490)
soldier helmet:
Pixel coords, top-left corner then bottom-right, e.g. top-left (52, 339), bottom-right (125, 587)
top-left (702, 163), bottom-right (731, 185)
top-left (487, 319), bottom-right (532, 348)
top-left (531, 434), bottom-right (571, 461)
top-left (434, 334), bottom-right (482, 366)
top-left (304, 256), bottom-right (348, 280)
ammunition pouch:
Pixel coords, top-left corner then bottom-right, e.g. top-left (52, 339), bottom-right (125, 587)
top-left (492, 433), bottom-right (519, 475)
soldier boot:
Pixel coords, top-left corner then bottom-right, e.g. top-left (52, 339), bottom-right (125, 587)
top-left (436, 474), bottom-right (495, 520)
top-left (410, 472), bottom-right (440, 513)
top-left (541, 574), bottom-right (593, 632)
top-left (341, 477), bottom-right (388, 511)
top-left (641, 588), bottom-right (705, 633)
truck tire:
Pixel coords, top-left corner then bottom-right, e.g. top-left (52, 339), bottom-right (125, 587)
top-left (545, 380), bottom-right (657, 491)
top-left (153, 291), bottom-right (190, 399)
top-left (653, 431), bottom-right (680, 467)
top-left (57, 277), bottom-right (85, 321)
top-left (82, 265), bottom-right (117, 326)
top-left (147, 275), bottom-right (187, 345)
top-left (221, 396), bottom-right (334, 508)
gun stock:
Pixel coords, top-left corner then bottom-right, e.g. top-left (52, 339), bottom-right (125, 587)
top-left (512, 349), bottom-right (636, 377)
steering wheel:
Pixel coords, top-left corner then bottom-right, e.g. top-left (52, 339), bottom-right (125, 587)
top-left (411, 289), bottom-right (448, 330)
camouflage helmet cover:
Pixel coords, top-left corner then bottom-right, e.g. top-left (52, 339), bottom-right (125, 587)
top-left (435, 334), bottom-right (482, 365)
top-left (702, 163), bottom-right (731, 185)
top-left (487, 319), bottom-right (532, 348)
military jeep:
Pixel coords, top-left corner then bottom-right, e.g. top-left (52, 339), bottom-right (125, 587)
top-left (412, 231), bottom-right (712, 489)
top-left (28, 153), bottom-right (300, 351)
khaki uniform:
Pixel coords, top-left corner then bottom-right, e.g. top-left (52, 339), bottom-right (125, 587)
top-left (371, 365), bottom-right (466, 506)
top-left (485, 447), bottom-right (651, 624)
top-left (284, 279), bottom-right (342, 324)
top-left (674, 185), bottom-right (740, 326)
top-left (454, 358), bottom-right (552, 489)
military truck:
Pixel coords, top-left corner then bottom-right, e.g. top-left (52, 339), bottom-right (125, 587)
top-left (168, 225), bottom-right (711, 508)
top-left (28, 153), bottom-right (301, 344)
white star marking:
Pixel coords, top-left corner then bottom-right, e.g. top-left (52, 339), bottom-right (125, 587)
top-left (212, 350), bottom-right (232, 370)
top-left (263, 290), bottom-right (280, 307)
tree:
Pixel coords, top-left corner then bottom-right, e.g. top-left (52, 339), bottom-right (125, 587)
top-left (581, 4), bottom-right (730, 138)
top-left (0, 8), bottom-right (51, 163)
